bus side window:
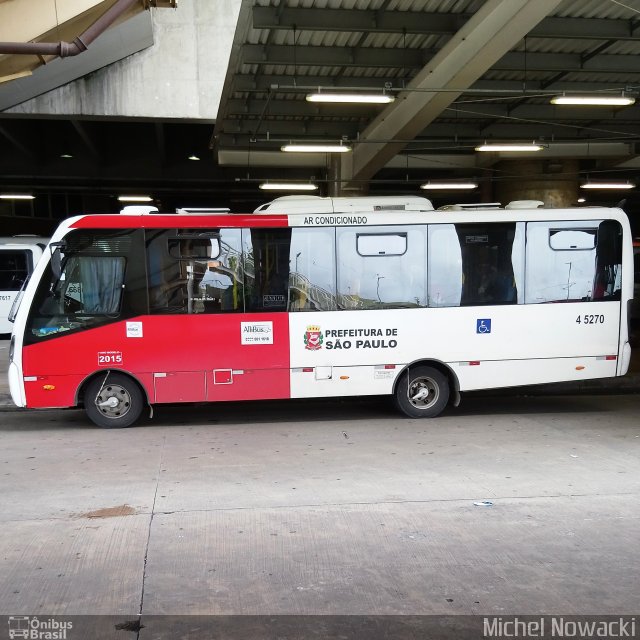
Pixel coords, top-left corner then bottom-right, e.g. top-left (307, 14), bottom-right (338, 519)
top-left (243, 228), bottom-right (292, 312)
top-left (147, 229), bottom-right (244, 314)
top-left (524, 220), bottom-right (621, 303)
top-left (0, 250), bottom-right (31, 291)
top-left (428, 225), bottom-right (462, 307)
top-left (147, 231), bottom-right (187, 313)
top-left (198, 229), bottom-right (244, 313)
top-left (337, 226), bottom-right (426, 310)
top-left (288, 228), bottom-right (337, 312)
top-left (456, 223), bottom-right (519, 306)
top-left (428, 223), bottom-right (521, 307)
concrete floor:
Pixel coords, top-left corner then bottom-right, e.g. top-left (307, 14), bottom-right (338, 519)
top-left (1, 338), bottom-right (640, 638)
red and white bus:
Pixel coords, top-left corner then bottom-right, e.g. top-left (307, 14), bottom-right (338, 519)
top-left (7, 195), bottom-right (634, 428)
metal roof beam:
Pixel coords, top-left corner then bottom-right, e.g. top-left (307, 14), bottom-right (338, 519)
top-left (240, 44), bottom-right (640, 74)
top-left (215, 119), bottom-right (361, 138)
top-left (231, 74), bottom-right (637, 94)
top-left (241, 44), bottom-right (425, 68)
top-left (342, 0), bottom-right (564, 186)
top-left (252, 7), bottom-right (639, 40)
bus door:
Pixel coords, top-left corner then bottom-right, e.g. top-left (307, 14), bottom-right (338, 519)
top-left (205, 228), bottom-right (292, 403)
top-left (145, 227), bottom-right (292, 404)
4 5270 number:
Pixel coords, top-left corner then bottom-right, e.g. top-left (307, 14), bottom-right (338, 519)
top-left (576, 314), bottom-right (605, 325)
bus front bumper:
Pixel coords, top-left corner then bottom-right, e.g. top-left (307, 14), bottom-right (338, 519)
top-left (8, 362), bottom-right (26, 407)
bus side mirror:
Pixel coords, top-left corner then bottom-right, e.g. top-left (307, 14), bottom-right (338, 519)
top-left (50, 242), bottom-right (65, 279)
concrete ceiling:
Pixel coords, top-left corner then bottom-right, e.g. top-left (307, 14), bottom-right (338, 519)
top-left (1, 0), bottom-right (640, 221)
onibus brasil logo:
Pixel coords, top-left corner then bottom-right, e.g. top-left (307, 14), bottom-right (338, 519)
top-left (8, 616), bottom-right (72, 639)
top-left (304, 325), bottom-right (323, 351)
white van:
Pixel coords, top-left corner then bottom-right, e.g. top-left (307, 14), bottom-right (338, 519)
top-left (0, 236), bottom-right (49, 334)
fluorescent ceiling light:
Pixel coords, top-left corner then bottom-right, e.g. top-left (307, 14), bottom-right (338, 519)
top-left (117, 195), bottom-right (153, 202)
top-left (306, 93), bottom-right (395, 104)
top-left (551, 95), bottom-right (635, 106)
top-left (60, 153), bottom-right (73, 159)
top-left (259, 183), bottom-right (319, 191)
top-left (281, 144), bottom-right (351, 153)
top-left (0, 194), bottom-right (35, 200)
top-left (421, 182), bottom-right (478, 190)
top-left (580, 182), bottom-right (635, 190)
top-left (476, 143), bottom-right (543, 152)
top-left (188, 155), bottom-right (200, 161)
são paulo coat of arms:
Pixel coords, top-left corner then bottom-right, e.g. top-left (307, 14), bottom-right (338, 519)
top-left (304, 325), bottom-right (323, 350)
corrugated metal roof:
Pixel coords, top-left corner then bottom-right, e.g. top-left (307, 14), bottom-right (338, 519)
top-left (553, 0), bottom-right (640, 19)
top-left (214, 0), bottom-right (640, 192)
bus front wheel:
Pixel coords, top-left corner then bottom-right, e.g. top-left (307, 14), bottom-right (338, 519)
top-left (84, 372), bottom-right (144, 428)
top-left (394, 365), bottom-right (449, 418)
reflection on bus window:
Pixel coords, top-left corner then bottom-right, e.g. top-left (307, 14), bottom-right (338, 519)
top-left (428, 225), bottom-right (462, 307)
top-left (243, 228), bottom-right (292, 312)
top-left (147, 229), bottom-right (243, 314)
top-left (428, 223), bottom-right (521, 307)
top-left (525, 220), bottom-right (622, 303)
top-left (288, 228), bottom-right (337, 312)
top-left (337, 226), bottom-right (426, 310)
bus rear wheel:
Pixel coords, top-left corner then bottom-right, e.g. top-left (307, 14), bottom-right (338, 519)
top-left (84, 372), bottom-right (144, 428)
top-left (394, 365), bottom-right (449, 418)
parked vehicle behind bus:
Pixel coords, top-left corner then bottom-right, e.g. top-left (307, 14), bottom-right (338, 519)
top-left (0, 236), bottom-right (48, 335)
top-left (7, 197), bottom-right (634, 427)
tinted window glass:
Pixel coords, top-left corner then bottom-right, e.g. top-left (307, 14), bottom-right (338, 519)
top-left (242, 228), bottom-right (291, 312)
top-left (0, 250), bottom-right (31, 291)
top-left (337, 226), bottom-right (426, 310)
top-left (25, 229), bottom-right (145, 342)
top-left (148, 229), bottom-right (243, 314)
top-left (428, 223), bottom-right (521, 307)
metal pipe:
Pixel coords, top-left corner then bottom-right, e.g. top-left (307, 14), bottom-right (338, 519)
top-left (0, 0), bottom-right (141, 58)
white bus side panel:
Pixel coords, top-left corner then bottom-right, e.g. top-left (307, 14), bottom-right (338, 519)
top-left (289, 302), bottom-right (621, 398)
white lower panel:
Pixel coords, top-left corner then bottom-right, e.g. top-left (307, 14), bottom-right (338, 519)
top-left (452, 356), bottom-right (619, 392)
top-left (289, 357), bottom-right (620, 400)
top-left (290, 365), bottom-right (401, 399)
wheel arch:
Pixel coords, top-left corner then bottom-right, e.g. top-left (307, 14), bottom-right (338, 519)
top-left (393, 359), bottom-right (461, 407)
top-left (76, 369), bottom-right (150, 408)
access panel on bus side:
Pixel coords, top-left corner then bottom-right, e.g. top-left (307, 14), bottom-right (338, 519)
top-left (133, 314), bottom-right (290, 404)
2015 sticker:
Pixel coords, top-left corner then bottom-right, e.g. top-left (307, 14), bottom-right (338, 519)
top-left (97, 351), bottom-right (123, 365)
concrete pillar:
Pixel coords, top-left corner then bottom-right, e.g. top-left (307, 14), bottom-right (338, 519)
top-left (494, 159), bottom-right (579, 208)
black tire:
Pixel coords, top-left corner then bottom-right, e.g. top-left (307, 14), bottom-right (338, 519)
top-left (393, 365), bottom-right (449, 418)
top-left (84, 372), bottom-right (144, 428)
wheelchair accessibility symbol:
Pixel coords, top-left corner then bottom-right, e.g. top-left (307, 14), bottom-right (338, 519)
top-left (477, 319), bottom-right (491, 334)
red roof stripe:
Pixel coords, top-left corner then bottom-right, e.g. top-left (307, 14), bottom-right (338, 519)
top-left (69, 214), bottom-right (288, 229)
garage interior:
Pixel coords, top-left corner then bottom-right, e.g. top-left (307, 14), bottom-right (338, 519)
top-left (1, 1), bottom-right (640, 638)
top-left (1, 0), bottom-right (640, 233)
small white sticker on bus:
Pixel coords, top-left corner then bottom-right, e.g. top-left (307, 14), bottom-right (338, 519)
top-left (241, 321), bottom-right (273, 345)
top-left (126, 321), bottom-right (143, 338)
